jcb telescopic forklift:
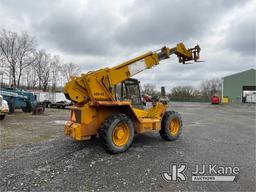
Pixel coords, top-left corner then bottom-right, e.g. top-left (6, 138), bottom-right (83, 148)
top-left (64, 43), bottom-right (201, 153)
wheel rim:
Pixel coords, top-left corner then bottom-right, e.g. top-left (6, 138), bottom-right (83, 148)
top-left (112, 123), bottom-right (130, 147)
top-left (169, 118), bottom-right (180, 136)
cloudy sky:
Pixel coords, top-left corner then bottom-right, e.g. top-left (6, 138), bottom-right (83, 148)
top-left (0, 0), bottom-right (255, 90)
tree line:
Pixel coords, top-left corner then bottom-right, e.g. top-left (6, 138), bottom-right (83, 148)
top-left (143, 78), bottom-right (222, 101)
top-left (0, 29), bottom-right (80, 91)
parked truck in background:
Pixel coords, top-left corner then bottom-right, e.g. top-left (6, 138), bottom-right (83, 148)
top-left (0, 95), bottom-right (9, 120)
top-left (33, 92), bottom-right (71, 109)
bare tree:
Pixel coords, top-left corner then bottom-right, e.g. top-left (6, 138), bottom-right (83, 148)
top-left (34, 50), bottom-right (54, 91)
top-left (50, 55), bottom-right (60, 91)
top-left (60, 62), bottom-right (80, 82)
top-left (34, 50), bottom-right (45, 89)
top-left (170, 86), bottom-right (198, 98)
top-left (0, 29), bottom-right (36, 87)
top-left (31, 65), bottom-right (38, 89)
top-left (24, 65), bottom-right (38, 89)
top-left (200, 78), bottom-right (222, 99)
top-left (143, 83), bottom-right (157, 96)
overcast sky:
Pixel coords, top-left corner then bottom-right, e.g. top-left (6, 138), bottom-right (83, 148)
top-left (0, 0), bottom-right (255, 90)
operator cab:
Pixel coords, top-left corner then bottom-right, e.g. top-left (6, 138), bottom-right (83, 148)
top-left (115, 78), bottom-right (144, 109)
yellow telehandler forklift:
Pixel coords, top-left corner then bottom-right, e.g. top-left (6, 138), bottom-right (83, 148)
top-left (64, 43), bottom-right (201, 153)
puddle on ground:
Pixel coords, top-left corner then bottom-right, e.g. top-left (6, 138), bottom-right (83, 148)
top-left (189, 121), bottom-right (202, 126)
top-left (53, 120), bottom-right (66, 125)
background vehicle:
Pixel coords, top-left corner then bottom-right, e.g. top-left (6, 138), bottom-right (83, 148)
top-left (0, 88), bottom-right (37, 113)
top-left (64, 43), bottom-right (201, 153)
top-left (50, 101), bottom-right (71, 109)
top-left (211, 95), bottom-right (221, 104)
top-left (0, 95), bottom-right (9, 120)
top-left (142, 94), bottom-right (152, 104)
top-left (34, 92), bottom-right (71, 109)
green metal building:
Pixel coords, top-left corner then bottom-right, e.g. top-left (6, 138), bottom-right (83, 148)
top-left (222, 69), bottom-right (256, 102)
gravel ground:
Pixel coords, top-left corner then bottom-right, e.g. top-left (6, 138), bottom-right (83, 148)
top-left (0, 102), bottom-right (255, 191)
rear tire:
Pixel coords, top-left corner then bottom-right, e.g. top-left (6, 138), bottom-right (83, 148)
top-left (7, 97), bottom-right (15, 113)
top-left (22, 102), bottom-right (32, 113)
top-left (99, 113), bottom-right (134, 154)
top-left (0, 115), bottom-right (5, 120)
top-left (90, 135), bottom-right (97, 140)
top-left (160, 111), bottom-right (183, 141)
top-left (9, 105), bottom-right (15, 113)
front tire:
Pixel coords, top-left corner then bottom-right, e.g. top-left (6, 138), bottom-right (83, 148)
top-left (99, 113), bottom-right (134, 154)
top-left (160, 111), bottom-right (183, 141)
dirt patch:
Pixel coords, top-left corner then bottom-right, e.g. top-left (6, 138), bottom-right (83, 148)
top-left (0, 109), bottom-right (70, 149)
